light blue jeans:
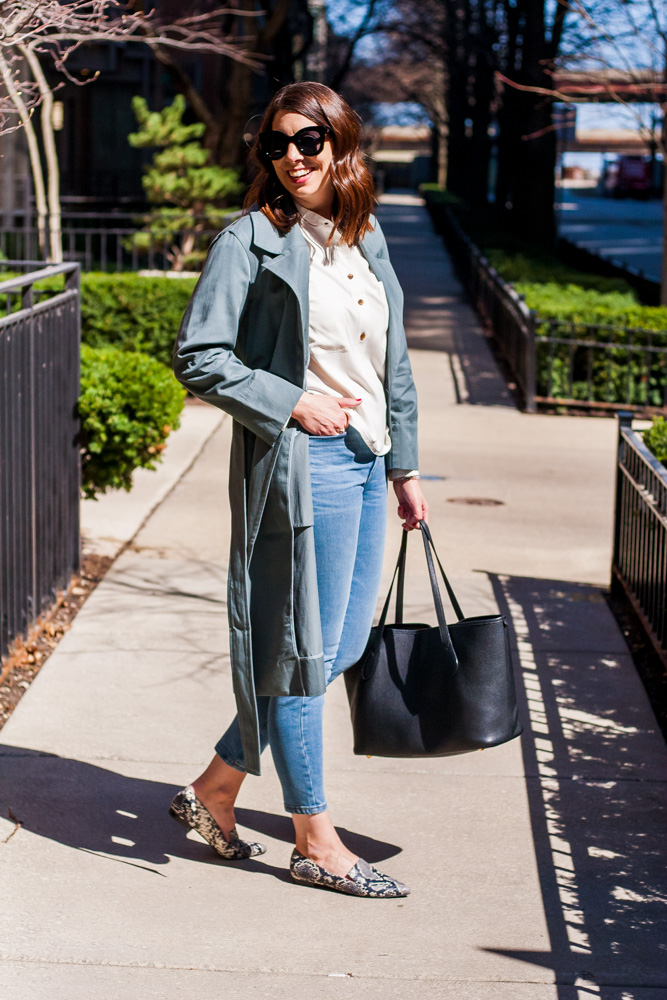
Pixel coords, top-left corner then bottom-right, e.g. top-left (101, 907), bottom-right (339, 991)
top-left (215, 427), bottom-right (387, 813)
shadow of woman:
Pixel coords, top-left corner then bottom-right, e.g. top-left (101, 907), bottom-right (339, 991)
top-left (0, 745), bottom-right (402, 878)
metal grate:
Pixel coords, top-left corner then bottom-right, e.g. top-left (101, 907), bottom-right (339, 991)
top-left (0, 262), bottom-right (81, 661)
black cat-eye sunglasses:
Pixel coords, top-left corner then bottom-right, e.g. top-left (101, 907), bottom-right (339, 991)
top-left (258, 125), bottom-right (333, 161)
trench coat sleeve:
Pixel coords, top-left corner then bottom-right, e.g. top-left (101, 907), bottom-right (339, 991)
top-left (374, 227), bottom-right (420, 473)
top-left (173, 230), bottom-right (305, 445)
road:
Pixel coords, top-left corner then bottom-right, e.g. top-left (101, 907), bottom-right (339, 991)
top-left (556, 189), bottom-right (663, 283)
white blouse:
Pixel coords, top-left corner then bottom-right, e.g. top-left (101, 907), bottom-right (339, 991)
top-left (297, 204), bottom-right (391, 456)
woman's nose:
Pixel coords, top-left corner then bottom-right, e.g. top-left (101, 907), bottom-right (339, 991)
top-left (283, 140), bottom-right (303, 164)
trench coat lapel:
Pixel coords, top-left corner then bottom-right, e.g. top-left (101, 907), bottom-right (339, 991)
top-left (251, 213), bottom-right (311, 354)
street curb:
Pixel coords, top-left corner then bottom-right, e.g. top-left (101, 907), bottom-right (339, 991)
top-left (80, 402), bottom-right (225, 560)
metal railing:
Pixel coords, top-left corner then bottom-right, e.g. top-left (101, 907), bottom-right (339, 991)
top-left (1, 211), bottom-right (239, 273)
top-left (535, 319), bottom-right (667, 412)
top-left (612, 413), bottom-right (667, 665)
top-left (439, 207), bottom-right (538, 411)
top-left (438, 206), bottom-right (667, 415)
top-left (0, 262), bottom-right (81, 662)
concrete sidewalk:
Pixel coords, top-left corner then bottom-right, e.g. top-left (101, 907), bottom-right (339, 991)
top-left (1, 195), bottom-right (665, 1000)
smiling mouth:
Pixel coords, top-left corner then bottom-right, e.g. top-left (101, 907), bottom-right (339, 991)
top-left (288, 167), bottom-right (314, 182)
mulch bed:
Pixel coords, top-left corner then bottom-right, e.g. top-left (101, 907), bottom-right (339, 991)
top-left (0, 553), bottom-right (112, 732)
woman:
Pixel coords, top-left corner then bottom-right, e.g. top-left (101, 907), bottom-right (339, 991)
top-left (171, 82), bottom-right (428, 898)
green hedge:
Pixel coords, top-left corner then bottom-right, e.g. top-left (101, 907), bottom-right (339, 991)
top-left (485, 249), bottom-right (632, 295)
top-left (516, 284), bottom-right (667, 406)
top-left (79, 344), bottom-right (186, 498)
top-left (80, 273), bottom-right (197, 367)
top-left (420, 185), bottom-right (667, 406)
top-left (643, 417), bottom-right (667, 465)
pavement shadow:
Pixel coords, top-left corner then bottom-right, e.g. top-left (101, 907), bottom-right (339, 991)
top-left (0, 748), bottom-right (401, 876)
top-left (485, 573), bottom-right (667, 997)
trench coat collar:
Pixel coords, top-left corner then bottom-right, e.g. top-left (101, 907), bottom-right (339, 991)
top-left (249, 208), bottom-right (387, 260)
top-left (249, 208), bottom-right (392, 350)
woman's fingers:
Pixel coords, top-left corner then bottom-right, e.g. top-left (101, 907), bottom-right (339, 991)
top-left (394, 481), bottom-right (428, 530)
top-left (292, 393), bottom-right (361, 435)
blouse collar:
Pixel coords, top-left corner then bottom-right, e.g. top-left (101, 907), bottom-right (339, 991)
top-left (296, 202), bottom-right (341, 249)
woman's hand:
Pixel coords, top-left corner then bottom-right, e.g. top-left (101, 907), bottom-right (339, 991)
top-left (393, 478), bottom-right (428, 531)
top-left (291, 392), bottom-right (361, 436)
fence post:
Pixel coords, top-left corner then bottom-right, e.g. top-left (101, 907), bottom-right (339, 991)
top-left (611, 411), bottom-right (633, 598)
top-left (524, 309), bottom-right (537, 413)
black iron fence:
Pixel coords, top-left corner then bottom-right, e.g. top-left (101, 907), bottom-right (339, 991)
top-left (439, 207), bottom-right (667, 415)
top-left (612, 413), bottom-right (667, 665)
top-left (0, 262), bottom-right (81, 662)
top-left (1, 211), bottom-right (238, 273)
top-left (440, 208), bottom-right (538, 411)
top-left (535, 319), bottom-right (667, 412)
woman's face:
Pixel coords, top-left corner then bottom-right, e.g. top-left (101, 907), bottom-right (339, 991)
top-left (270, 111), bottom-right (334, 216)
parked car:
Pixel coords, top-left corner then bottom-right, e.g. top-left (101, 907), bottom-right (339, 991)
top-left (601, 155), bottom-right (662, 199)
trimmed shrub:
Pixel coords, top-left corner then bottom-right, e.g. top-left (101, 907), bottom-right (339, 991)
top-left (643, 417), bottom-right (667, 465)
top-left (516, 283), bottom-right (667, 406)
top-left (419, 185), bottom-right (667, 406)
top-left (79, 344), bottom-right (186, 498)
top-left (486, 250), bottom-right (633, 295)
top-left (80, 272), bottom-right (197, 367)
top-left (515, 282), bottom-right (667, 332)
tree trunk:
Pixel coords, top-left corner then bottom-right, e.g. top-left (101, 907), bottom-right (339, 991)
top-left (661, 49), bottom-right (667, 306)
top-left (445, 0), bottom-right (470, 197)
top-left (504, 0), bottom-right (556, 244)
top-left (21, 46), bottom-right (62, 263)
top-left (661, 148), bottom-right (667, 307)
top-left (432, 61), bottom-right (449, 188)
top-left (217, 57), bottom-right (254, 169)
top-left (150, 42), bottom-right (222, 157)
top-left (0, 49), bottom-right (48, 258)
top-left (467, 48), bottom-right (494, 205)
top-left (217, 0), bottom-right (292, 169)
top-left (508, 91), bottom-right (556, 244)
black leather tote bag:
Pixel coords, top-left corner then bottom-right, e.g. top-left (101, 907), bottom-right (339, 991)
top-left (344, 522), bottom-right (523, 757)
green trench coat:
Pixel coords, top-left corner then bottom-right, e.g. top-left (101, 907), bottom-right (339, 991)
top-left (173, 209), bottom-right (418, 774)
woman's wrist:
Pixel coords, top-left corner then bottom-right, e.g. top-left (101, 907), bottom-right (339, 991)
top-left (388, 469), bottom-right (420, 483)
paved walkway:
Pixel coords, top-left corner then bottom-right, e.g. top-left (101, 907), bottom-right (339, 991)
top-left (1, 195), bottom-right (665, 999)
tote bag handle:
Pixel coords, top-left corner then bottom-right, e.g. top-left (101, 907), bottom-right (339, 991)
top-left (363, 524), bottom-right (459, 680)
top-left (417, 521), bottom-right (465, 623)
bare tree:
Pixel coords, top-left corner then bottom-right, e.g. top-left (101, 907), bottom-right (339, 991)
top-left (496, 0), bottom-right (667, 300)
top-left (556, 1), bottom-right (667, 302)
top-left (0, 1), bottom-right (259, 260)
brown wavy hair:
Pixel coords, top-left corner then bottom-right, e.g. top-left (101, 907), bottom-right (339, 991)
top-left (243, 82), bottom-right (375, 247)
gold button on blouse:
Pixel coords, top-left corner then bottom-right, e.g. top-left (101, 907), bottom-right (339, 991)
top-left (348, 273), bottom-right (354, 279)
top-left (358, 299), bottom-right (364, 305)
top-left (360, 332), bottom-right (366, 341)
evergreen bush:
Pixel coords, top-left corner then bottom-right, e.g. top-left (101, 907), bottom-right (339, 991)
top-left (127, 95), bottom-right (243, 271)
top-left (79, 344), bottom-right (186, 498)
top-left (643, 417), bottom-right (667, 465)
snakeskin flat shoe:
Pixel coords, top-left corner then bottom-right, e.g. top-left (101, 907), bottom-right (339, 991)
top-left (169, 785), bottom-right (266, 860)
top-left (290, 848), bottom-right (410, 897)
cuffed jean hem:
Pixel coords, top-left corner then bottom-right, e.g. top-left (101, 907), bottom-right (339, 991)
top-left (214, 742), bottom-right (247, 774)
top-left (285, 800), bottom-right (328, 815)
